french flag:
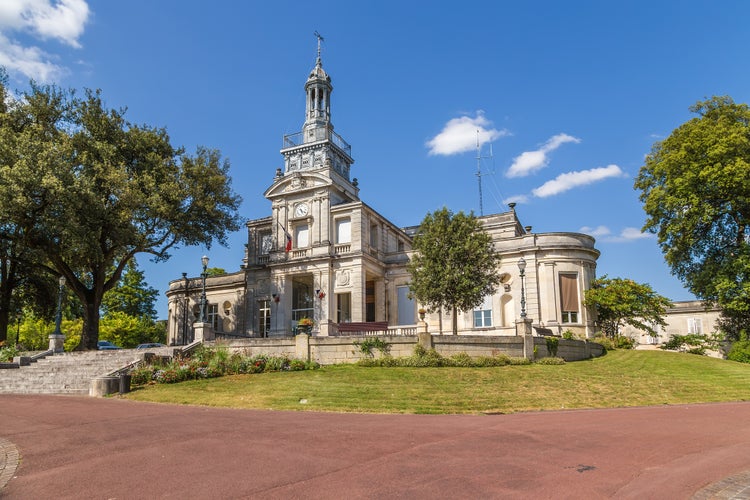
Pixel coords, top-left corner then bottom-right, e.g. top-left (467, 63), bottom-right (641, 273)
top-left (284, 230), bottom-right (292, 252)
top-left (278, 221), bottom-right (292, 252)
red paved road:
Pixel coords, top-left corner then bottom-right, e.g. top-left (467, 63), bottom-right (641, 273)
top-left (1, 396), bottom-right (750, 499)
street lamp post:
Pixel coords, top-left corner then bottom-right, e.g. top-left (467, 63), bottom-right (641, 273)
top-left (48, 276), bottom-right (66, 353)
top-left (517, 257), bottom-right (527, 319)
top-left (181, 272), bottom-right (189, 345)
top-left (53, 276), bottom-right (66, 336)
top-left (199, 255), bottom-right (209, 323)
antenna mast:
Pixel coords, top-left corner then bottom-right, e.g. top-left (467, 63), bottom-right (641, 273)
top-left (476, 131), bottom-right (483, 216)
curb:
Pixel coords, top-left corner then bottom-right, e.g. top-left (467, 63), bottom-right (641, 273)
top-left (692, 470), bottom-right (750, 500)
top-left (0, 437), bottom-right (20, 491)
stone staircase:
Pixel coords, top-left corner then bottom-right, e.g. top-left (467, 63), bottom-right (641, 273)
top-left (0, 350), bottom-right (142, 395)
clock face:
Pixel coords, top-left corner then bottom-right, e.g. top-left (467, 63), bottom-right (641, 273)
top-left (294, 203), bottom-right (309, 217)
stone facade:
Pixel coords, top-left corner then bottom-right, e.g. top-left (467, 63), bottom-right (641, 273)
top-left (165, 53), bottom-right (601, 344)
top-left (621, 300), bottom-right (722, 346)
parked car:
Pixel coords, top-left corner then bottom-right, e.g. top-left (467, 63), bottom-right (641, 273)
top-left (136, 343), bottom-right (166, 350)
top-left (97, 340), bottom-right (121, 350)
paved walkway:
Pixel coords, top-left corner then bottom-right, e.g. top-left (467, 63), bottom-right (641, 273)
top-left (2, 396), bottom-right (750, 498)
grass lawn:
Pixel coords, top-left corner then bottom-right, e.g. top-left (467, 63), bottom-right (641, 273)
top-left (123, 349), bottom-right (750, 414)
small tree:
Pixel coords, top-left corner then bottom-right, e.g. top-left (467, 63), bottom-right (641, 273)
top-left (584, 275), bottom-right (672, 339)
top-left (407, 207), bottom-right (501, 335)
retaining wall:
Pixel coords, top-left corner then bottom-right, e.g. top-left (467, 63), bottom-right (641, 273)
top-left (210, 334), bottom-right (604, 364)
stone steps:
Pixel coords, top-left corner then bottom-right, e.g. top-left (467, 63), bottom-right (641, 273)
top-left (0, 350), bottom-right (142, 395)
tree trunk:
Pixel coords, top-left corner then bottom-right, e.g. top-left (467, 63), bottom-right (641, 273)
top-left (78, 296), bottom-right (101, 350)
top-left (452, 305), bottom-right (458, 335)
top-left (0, 306), bottom-right (8, 344)
top-left (438, 308), bottom-right (443, 335)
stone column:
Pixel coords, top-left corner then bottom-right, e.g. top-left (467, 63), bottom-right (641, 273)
top-left (48, 334), bottom-right (65, 353)
top-left (295, 332), bottom-right (311, 362)
top-left (518, 318), bottom-right (534, 360)
top-left (193, 322), bottom-right (214, 343)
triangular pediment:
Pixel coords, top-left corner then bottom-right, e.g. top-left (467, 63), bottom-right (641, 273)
top-left (264, 169), bottom-right (358, 203)
top-left (264, 170), bottom-right (331, 199)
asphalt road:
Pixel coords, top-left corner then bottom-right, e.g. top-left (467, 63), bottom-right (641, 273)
top-left (2, 395), bottom-right (750, 499)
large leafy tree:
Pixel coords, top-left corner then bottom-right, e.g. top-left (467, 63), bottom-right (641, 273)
top-left (0, 82), bottom-right (242, 350)
top-left (583, 275), bottom-right (672, 339)
top-left (407, 207), bottom-right (501, 335)
top-left (634, 96), bottom-right (750, 340)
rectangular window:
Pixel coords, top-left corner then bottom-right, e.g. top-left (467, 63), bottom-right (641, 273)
top-left (337, 293), bottom-right (351, 323)
top-left (295, 224), bottom-right (309, 248)
top-left (336, 218), bottom-right (351, 244)
top-left (366, 280), bottom-right (376, 322)
top-left (258, 300), bottom-right (271, 337)
top-left (560, 274), bottom-right (579, 324)
top-left (473, 295), bottom-right (493, 328)
top-left (687, 317), bottom-right (703, 334)
top-left (370, 224), bottom-right (378, 248)
top-left (397, 286), bottom-right (415, 325)
top-left (208, 304), bottom-right (220, 331)
top-left (292, 275), bottom-right (314, 322)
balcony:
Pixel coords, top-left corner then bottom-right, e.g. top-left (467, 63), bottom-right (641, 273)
top-left (282, 129), bottom-right (352, 158)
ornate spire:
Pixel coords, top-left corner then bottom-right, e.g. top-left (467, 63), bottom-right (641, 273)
top-left (314, 30), bottom-right (324, 65)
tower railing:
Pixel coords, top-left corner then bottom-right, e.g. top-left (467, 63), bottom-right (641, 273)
top-left (282, 129), bottom-right (352, 157)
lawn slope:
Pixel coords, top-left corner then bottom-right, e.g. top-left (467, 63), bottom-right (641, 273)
top-left (124, 350), bottom-right (750, 414)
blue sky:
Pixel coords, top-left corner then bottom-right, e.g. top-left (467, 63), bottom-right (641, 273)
top-left (2, 1), bottom-right (749, 318)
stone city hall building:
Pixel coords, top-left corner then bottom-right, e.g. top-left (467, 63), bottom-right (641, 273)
top-left (165, 51), bottom-right (600, 344)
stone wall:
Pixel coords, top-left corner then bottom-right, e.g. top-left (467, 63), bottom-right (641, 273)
top-left (209, 334), bottom-right (605, 364)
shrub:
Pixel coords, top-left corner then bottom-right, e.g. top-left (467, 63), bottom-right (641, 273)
top-left (353, 338), bottom-right (391, 358)
top-left (449, 352), bottom-right (474, 367)
top-left (545, 337), bottom-right (559, 357)
top-left (0, 344), bottom-right (19, 362)
top-left (562, 330), bottom-right (576, 340)
top-left (616, 336), bottom-right (636, 349)
top-left (535, 357), bottom-right (566, 365)
top-left (727, 340), bottom-right (750, 363)
top-left (131, 366), bottom-right (156, 385)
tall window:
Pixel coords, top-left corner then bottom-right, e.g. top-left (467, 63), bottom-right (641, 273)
top-left (292, 275), bottom-right (314, 321)
top-left (397, 286), bottom-right (415, 325)
top-left (295, 224), bottom-right (309, 248)
top-left (336, 218), bottom-right (351, 244)
top-left (366, 280), bottom-right (376, 322)
top-left (208, 304), bottom-right (220, 331)
top-left (258, 300), bottom-right (271, 337)
top-left (687, 317), bottom-right (703, 334)
top-left (337, 293), bottom-right (351, 323)
top-left (370, 224), bottom-right (378, 248)
top-left (560, 274), bottom-right (579, 323)
top-left (474, 295), bottom-right (493, 328)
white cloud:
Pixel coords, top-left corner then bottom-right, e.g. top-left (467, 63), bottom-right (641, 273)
top-left (532, 164), bottom-right (625, 198)
top-left (582, 226), bottom-right (654, 243)
top-left (503, 194), bottom-right (530, 205)
top-left (579, 225), bottom-right (611, 237)
top-left (617, 227), bottom-right (653, 241)
top-left (426, 111), bottom-right (510, 156)
top-left (0, 0), bottom-right (89, 81)
top-left (0, 32), bottom-right (64, 82)
top-left (506, 133), bottom-right (581, 178)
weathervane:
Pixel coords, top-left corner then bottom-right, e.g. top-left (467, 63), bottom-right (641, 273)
top-left (314, 30), bottom-right (325, 61)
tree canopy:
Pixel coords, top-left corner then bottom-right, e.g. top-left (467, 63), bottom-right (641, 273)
top-left (0, 82), bottom-right (242, 349)
top-left (407, 207), bottom-right (501, 335)
top-left (584, 276), bottom-right (672, 339)
top-left (634, 96), bottom-right (750, 340)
